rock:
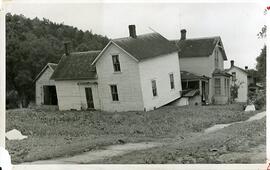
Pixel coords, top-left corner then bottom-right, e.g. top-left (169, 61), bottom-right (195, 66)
top-left (5, 129), bottom-right (28, 140)
top-left (245, 104), bottom-right (256, 112)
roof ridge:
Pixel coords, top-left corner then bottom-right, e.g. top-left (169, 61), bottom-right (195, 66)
top-left (70, 50), bottom-right (101, 55)
top-left (47, 63), bottom-right (58, 65)
top-left (113, 32), bottom-right (158, 41)
top-left (171, 36), bottom-right (220, 42)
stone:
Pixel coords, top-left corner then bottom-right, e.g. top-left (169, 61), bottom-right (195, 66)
top-left (5, 129), bottom-right (28, 140)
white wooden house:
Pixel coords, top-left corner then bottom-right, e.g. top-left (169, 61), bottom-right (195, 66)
top-left (171, 29), bottom-right (231, 104)
top-left (48, 25), bottom-right (182, 111)
top-left (225, 60), bottom-right (248, 102)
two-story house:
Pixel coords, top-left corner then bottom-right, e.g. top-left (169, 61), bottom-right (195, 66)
top-left (47, 25), bottom-right (182, 111)
top-left (172, 29), bottom-right (231, 104)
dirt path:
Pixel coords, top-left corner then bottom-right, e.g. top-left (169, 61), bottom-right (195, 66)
top-left (26, 142), bottom-right (163, 164)
top-left (24, 111), bottom-right (266, 164)
top-left (204, 111), bottom-right (266, 133)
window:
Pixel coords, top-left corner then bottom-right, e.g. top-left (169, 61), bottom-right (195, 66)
top-left (214, 49), bottom-right (219, 68)
top-left (232, 72), bottom-right (236, 82)
top-left (110, 85), bottom-right (119, 101)
top-left (214, 78), bottom-right (221, 95)
top-left (224, 79), bottom-right (228, 96)
top-left (169, 73), bottom-right (175, 89)
top-left (112, 55), bottom-right (121, 72)
top-left (151, 80), bottom-right (158, 97)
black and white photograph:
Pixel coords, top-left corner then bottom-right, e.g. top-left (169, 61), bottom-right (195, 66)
top-left (1, 1), bottom-right (268, 167)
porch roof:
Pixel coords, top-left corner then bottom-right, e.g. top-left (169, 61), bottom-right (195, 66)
top-left (212, 69), bottom-right (232, 77)
top-left (181, 70), bottom-right (210, 81)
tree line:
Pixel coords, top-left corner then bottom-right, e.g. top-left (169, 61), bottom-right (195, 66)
top-left (6, 13), bottom-right (110, 108)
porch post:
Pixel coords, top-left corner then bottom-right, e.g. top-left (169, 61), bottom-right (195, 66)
top-left (199, 80), bottom-right (202, 95)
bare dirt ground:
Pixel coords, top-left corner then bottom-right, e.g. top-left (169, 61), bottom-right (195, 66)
top-left (25, 111), bottom-right (266, 164)
top-left (6, 104), bottom-right (264, 164)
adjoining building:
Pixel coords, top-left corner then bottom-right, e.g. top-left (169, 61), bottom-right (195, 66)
top-left (225, 60), bottom-right (248, 103)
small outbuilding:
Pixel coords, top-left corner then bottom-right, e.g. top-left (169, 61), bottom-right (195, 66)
top-left (34, 63), bottom-right (58, 106)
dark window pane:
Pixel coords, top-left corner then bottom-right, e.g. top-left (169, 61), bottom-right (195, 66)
top-left (112, 55), bottom-right (121, 72)
top-left (110, 85), bottom-right (119, 101)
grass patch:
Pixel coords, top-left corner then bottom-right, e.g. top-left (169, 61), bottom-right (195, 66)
top-left (6, 104), bottom-right (259, 163)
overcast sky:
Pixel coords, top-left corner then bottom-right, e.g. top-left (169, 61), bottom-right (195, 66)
top-left (5, 2), bottom-right (267, 69)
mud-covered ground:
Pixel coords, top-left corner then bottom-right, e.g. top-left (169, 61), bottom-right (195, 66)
top-left (6, 104), bottom-right (264, 164)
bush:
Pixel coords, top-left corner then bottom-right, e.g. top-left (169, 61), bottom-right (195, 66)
top-left (6, 90), bottom-right (19, 109)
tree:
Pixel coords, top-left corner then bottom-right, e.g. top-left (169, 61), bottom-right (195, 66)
top-left (6, 13), bottom-right (110, 108)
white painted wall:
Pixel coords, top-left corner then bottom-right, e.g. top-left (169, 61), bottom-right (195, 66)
top-left (55, 80), bottom-right (100, 110)
top-left (35, 67), bottom-right (56, 105)
top-left (95, 43), bottom-right (144, 112)
top-left (138, 52), bottom-right (181, 111)
top-left (227, 67), bottom-right (248, 102)
top-left (179, 45), bottom-right (226, 103)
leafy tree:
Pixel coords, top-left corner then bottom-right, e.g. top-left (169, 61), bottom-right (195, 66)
top-left (6, 13), bottom-right (110, 108)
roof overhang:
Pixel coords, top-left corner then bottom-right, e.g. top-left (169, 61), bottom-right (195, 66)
top-left (91, 40), bottom-right (139, 65)
top-left (33, 63), bottom-right (56, 82)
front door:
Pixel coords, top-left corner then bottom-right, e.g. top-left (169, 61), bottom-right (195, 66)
top-left (85, 88), bottom-right (94, 109)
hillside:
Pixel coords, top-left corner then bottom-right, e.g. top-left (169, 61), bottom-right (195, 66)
top-left (6, 13), bottom-right (110, 108)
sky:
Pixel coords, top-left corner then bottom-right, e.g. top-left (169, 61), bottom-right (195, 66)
top-left (4, 2), bottom-right (267, 69)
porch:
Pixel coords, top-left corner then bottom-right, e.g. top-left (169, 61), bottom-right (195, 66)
top-left (180, 71), bottom-right (210, 105)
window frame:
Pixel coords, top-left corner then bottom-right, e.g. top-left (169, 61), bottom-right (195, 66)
top-left (232, 72), bottom-right (236, 82)
top-left (214, 49), bottom-right (219, 68)
top-left (214, 78), bottom-right (221, 95)
top-left (110, 84), bottom-right (119, 101)
top-left (169, 73), bottom-right (175, 90)
top-left (112, 54), bottom-right (121, 72)
top-left (151, 79), bottom-right (158, 97)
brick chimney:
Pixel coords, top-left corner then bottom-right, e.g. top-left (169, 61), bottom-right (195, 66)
top-left (230, 60), bottom-right (234, 67)
top-left (245, 66), bottom-right (248, 70)
top-left (129, 25), bottom-right (137, 38)
top-left (64, 41), bottom-right (71, 56)
top-left (181, 29), bottom-right (186, 40)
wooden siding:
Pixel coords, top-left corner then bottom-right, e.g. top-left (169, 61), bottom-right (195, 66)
top-left (227, 67), bottom-right (248, 102)
top-left (55, 80), bottom-right (100, 110)
top-left (35, 67), bottom-right (55, 105)
top-left (139, 52), bottom-right (181, 111)
top-left (95, 43), bottom-right (144, 112)
top-left (179, 45), bottom-right (226, 103)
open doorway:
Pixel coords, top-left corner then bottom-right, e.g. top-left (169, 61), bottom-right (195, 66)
top-left (43, 85), bottom-right (58, 105)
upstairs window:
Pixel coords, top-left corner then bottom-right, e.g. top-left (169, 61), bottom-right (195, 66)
top-left (232, 72), bottom-right (236, 82)
top-left (151, 80), bottom-right (158, 97)
top-left (112, 55), bottom-right (121, 72)
top-left (169, 73), bottom-right (175, 89)
top-left (214, 78), bottom-right (221, 95)
top-left (110, 85), bottom-right (119, 101)
top-left (214, 49), bottom-right (219, 68)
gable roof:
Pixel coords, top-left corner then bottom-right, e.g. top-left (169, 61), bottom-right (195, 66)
top-left (34, 63), bottom-right (58, 82)
top-left (92, 32), bottom-right (178, 64)
top-left (181, 70), bottom-right (210, 81)
top-left (51, 51), bottom-right (100, 80)
top-left (225, 66), bottom-right (248, 75)
top-left (172, 36), bottom-right (227, 60)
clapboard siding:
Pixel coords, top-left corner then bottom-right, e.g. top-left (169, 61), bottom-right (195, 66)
top-left (55, 80), bottom-right (100, 110)
top-left (138, 52), bottom-right (182, 111)
top-left (95, 43), bottom-right (144, 112)
top-left (35, 67), bottom-right (55, 105)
